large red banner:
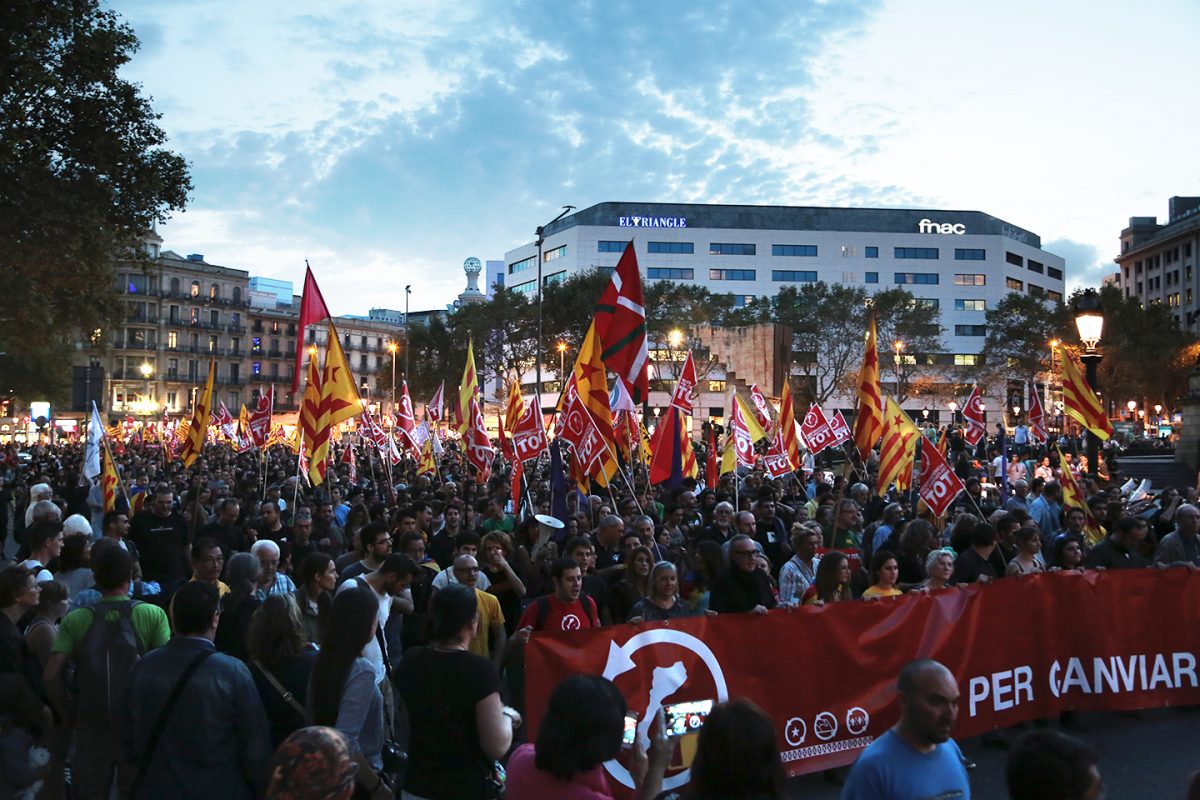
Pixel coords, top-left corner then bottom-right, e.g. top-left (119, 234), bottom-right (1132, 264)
top-left (526, 569), bottom-right (1200, 793)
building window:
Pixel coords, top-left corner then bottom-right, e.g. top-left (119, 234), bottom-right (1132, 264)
top-left (916, 298), bottom-right (940, 309)
top-left (709, 243), bottom-right (756, 256)
top-left (865, 272), bottom-right (879, 284)
top-left (865, 246), bottom-right (879, 258)
top-left (508, 255), bottom-right (537, 275)
top-left (955, 299), bottom-right (986, 312)
top-left (167, 391), bottom-right (177, 408)
top-left (726, 294), bottom-right (756, 307)
top-left (167, 331), bottom-right (178, 348)
top-left (210, 283), bottom-right (219, 300)
top-left (894, 273), bottom-right (939, 285)
top-left (210, 310), bottom-right (219, 327)
top-left (233, 287), bottom-right (241, 303)
top-left (648, 241), bottom-right (694, 254)
top-left (1007, 277), bottom-right (1024, 291)
top-left (841, 245), bottom-right (857, 257)
top-left (1047, 290), bottom-right (1063, 303)
top-left (252, 337), bottom-right (262, 353)
top-left (894, 247), bottom-right (939, 259)
top-left (1028, 284), bottom-right (1045, 297)
top-left (510, 279), bottom-right (537, 295)
top-left (1028, 259), bottom-right (1044, 274)
top-left (954, 274), bottom-right (986, 286)
top-left (954, 354), bottom-right (979, 366)
top-left (954, 248), bottom-right (986, 260)
top-left (208, 335), bottom-right (218, 352)
top-left (543, 271), bottom-right (566, 287)
top-left (772, 270), bottom-right (817, 282)
top-left (647, 267), bottom-right (694, 280)
top-left (170, 277), bottom-right (181, 294)
top-left (955, 325), bottom-right (987, 337)
top-left (252, 361), bottom-right (261, 376)
top-left (597, 241), bottom-right (627, 253)
top-left (710, 269), bottom-right (756, 281)
top-left (708, 380), bottom-right (726, 393)
top-left (190, 281), bottom-right (200, 297)
top-left (1005, 251), bottom-right (1024, 267)
top-left (543, 245), bottom-right (567, 262)
top-left (1047, 266), bottom-right (1063, 281)
top-left (772, 244), bottom-right (818, 257)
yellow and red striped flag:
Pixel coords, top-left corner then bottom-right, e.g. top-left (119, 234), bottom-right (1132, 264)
top-left (852, 314), bottom-right (884, 461)
top-left (1058, 344), bottom-right (1113, 441)
top-left (300, 353), bottom-right (322, 458)
top-left (777, 379), bottom-right (802, 469)
top-left (570, 322), bottom-right (619, 487)
top-left (1055, 444), bottom-right (1105, 544)
top-left (180, 360), bottom-right (215, 467)
top-left (876, 396), bottom-right (921, 495)
top-left (457, 337), bottom-right (479, 437)
top-left (101, 443), bottom-right (121, 512)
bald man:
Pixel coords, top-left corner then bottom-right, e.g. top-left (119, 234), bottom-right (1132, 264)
top-left (843, 659), bottom-right (971, 800)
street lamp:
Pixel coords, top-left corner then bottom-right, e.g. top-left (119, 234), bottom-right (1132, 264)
top-left (387, 341), bottom-right (399, 416)
top-left (556, 342), bottom-right (567, 387)
top-left (1126, 399), bottom-right (1137, 419)
top-left (1073, 289), bottom-right (1104, 478)
top-left (948, 400), bottom-right (958, 425)
top-left (534, 205), bottom-right (576, 411)
top-left (139, 362), bottom-right (154, 421)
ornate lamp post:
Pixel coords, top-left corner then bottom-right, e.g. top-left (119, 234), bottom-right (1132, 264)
top-left (1073, 290), bottom-right (1105, 478)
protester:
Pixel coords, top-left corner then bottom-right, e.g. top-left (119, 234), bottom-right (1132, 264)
top-left (1154, 502), bottom-right (1200, 567)
top-left (918, 550), bottom-right (957, 592)
top-left (54, 533), bottom-right (94, 598)
top-left (628, 561), bottom-right (706, 622)
top-left (1085, 516), bottom-right (1149, 569)
top-left (265, 725), bottom-right (357, 800)
top-left (709, 534), bottom-right (775, 614)
top-left (1006, 729), bottom-right (1102, 800)
top-left (842, 659), bottom-right (970, 799)
top-left (248, 594), bottom-right (318, 747)
top-left (21, 520), bottom-right (63, 582)
top-left (307, 584), bottom-right (392, 799)
top-left (609, 544), bottom-right (654, 623)
top-left (803, 550), bottom-right (854, 605)
top-left (295, 552), bottom-right (336, 646)
top-left (123, 580), bottom-right (272, 798)
top-left (253, 539), bottom-right (297, 599)
top-left (861, 551), bottom-right (903, 598)
top-left (128, 485), bottom-right (190, 594)
top-left (214, 552), bottom-right (263, 660)
top-left (43, 544), bottom-right (169, 797)
top-left (480, 530), bottom-right (526, 636)
top-left (1005, 526), bottom-right (1046, 576)
top-left (778, 525), bottom-right (821, 606)
top-left (1050, 536), bottom-right (1086, 572)
top-left (395, 583), bottom-right (519, 800)
top-left (451, 552), bottom-right (506, 667)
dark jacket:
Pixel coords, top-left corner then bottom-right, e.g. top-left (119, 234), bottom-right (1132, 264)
top-left (122, 636), bottom-right (272, 800)
top-left (709, 568), bottom-right (776, 614)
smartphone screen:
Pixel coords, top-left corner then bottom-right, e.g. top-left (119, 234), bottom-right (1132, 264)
top-left (663, 699), bottom-right (713, 738)
top-left (622, 712), bottom-right (639, 748)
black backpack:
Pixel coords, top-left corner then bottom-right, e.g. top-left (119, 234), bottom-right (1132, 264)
top-left (74, 600), bottom-right (146, 727)
top-left (533, 591), bottom-right (598, 630)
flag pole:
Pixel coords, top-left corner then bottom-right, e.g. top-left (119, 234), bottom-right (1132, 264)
top-left (292, 429), bottom-right (306, 512)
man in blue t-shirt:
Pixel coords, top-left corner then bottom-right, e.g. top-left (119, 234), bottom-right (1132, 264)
top-left (843, 658), bottom-right (970, 800)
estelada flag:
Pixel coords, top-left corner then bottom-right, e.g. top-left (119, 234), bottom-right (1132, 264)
top-left (180, 360), bottom-right (215, 468)
top-left (417, 436), bottom-right (437, 476)
top-left (876, 396), bottom-right (921, 496)
top-left (292, 264), bottom-right (332, 394)
top-left (1028, 384), bottom-right (1049, 443)
top-left (919, 435), bottom-right (966, 517)
top-left (594, 241), bottom-right (649, 403)
top-left (504, 378), bottom-right (525, 435)
top-left (310, 323), bottom-right (361, 486)
top-left (1055, 444), bottom-right (1105, 544)
top-left (852, 314), bottom-right (884, 460)
top-left (748, 384), bottom-right (773, 430)
top-left (1058, 344), bottom-right (1113, 441)
top-left (961, 385), bottom-right (986, 446)
top-left (669, 351), bottom-right (698, 415)
top-left (300, 356), bottom-right (323, 459)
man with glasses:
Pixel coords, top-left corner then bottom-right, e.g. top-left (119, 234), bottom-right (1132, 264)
top-left (337, 521), bottom-right (392, 584)
top-left (709, 534), bottom-right (776, 615)
top-left (250, 539), bottom-right (295, 600)
top-left (452, 553), bottom-right (506, 668)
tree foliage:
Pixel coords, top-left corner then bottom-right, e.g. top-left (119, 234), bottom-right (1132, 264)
top-left (1, 0), bottom-right (191, 402)
top-left (979, 292), bottom-right (1069, 389)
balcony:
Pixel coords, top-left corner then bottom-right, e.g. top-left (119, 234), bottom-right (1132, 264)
top-left (226, 323), bottom-right (246, 334)
top-left (267, 349), bottom-right (283, 359)
top-left (114, 341), bottom-right (159, 352)
top-left (164, 344), bottom-right (200, 354)
top-left (126, 312), bottom-right (159, 324)
top-left (228, 348), bottom-right (245, 358)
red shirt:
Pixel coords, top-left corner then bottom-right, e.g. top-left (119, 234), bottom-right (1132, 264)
top-left (517, 593), bottom-right (599, 632)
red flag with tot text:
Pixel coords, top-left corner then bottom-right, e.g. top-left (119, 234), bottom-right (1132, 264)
top-left (1028, 385), bottom-right (1049, 443)
top-left (800, 404), bottom-right (835, 454)
top-left (464, 397), bottom-right (493, 483)
top-left (512, 398), bottom-right (549, 462)
top-left (669, 351), bottom-right (697, 415)
top-left (961, 385), bottom-right (986, 446)
top-left (919, 435), bottom-right (966, 517)
top-left (748, 384), bottom-right (773, 430)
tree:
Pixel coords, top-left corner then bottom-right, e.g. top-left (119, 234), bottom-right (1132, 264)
top-left (643, 282), bottom-right (735, 385)
top-left (1, 1), bottom-right (191, 403)
top-left (769, 283), bottom-right (868, 406)
top-left (979, 292), bottom-right (1068, 394)
top-left (871, 288), bottom-right (945, 404)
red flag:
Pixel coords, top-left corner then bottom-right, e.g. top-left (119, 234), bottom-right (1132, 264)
top-left (559, 383), bottom-right (611, 479)
top-left (341, 443), bottom-right (357, 484)
top-left (512, 400), bottom-right (549, 462)
top-left (763, 428), bottom-right (794, 478)
top-left (247, 387), bottom-right (273, 447)
top-left (961, 385), bottom-right (986, 446)
top-left (748, 384), bottom-right (773, 429)
top-left (729, 395), bottom-right (766, 468)
top-left (828, 411), bottom-right (852, 448)
top-left (800, 404), bottom-right (836, 454)
top-left (1028, 385), bottom-right (1048, 443)
top-left (919, 435), bottom-right (966, 517)
top-left (395, 381), bottom-right (420, 456)
top-left (706, 425), bottom-right (719, 485)
top-left (594, 242), bottom-right (649, 403)
top-left (511, 455), bottom-right (524, 515)
top-left (648, 405), bottom-right (684, 487)
top-left (464, 398), bottom-right (493, 483)
top-left (669, 352), bottom-right (698, 415)
top-left (292, 265), bottom-right (332, 394)
top-left (497, 409), bottom-right (514, 461)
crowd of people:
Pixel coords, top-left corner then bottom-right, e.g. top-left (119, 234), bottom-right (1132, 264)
top-left (0, 421), bottom-right (1198, 799)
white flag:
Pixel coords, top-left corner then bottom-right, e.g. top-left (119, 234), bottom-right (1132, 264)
top-left (83, 402), bottom-right (105, 481)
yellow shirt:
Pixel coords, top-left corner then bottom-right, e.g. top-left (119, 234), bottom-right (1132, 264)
top-left (469, 587), bottom-right (505, 659)
top-left (861, 585), bottom-right (903, 598)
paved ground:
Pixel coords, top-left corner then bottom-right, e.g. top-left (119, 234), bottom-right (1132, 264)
top-left (786, 707), bottom-right (1200, 798)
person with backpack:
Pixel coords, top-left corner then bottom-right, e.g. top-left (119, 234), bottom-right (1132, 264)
top-left (43, 544), bottom-right (169, 798)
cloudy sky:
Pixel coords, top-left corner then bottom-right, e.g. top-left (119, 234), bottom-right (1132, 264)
top-left (110, 0), bottom-right (1200, 316)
